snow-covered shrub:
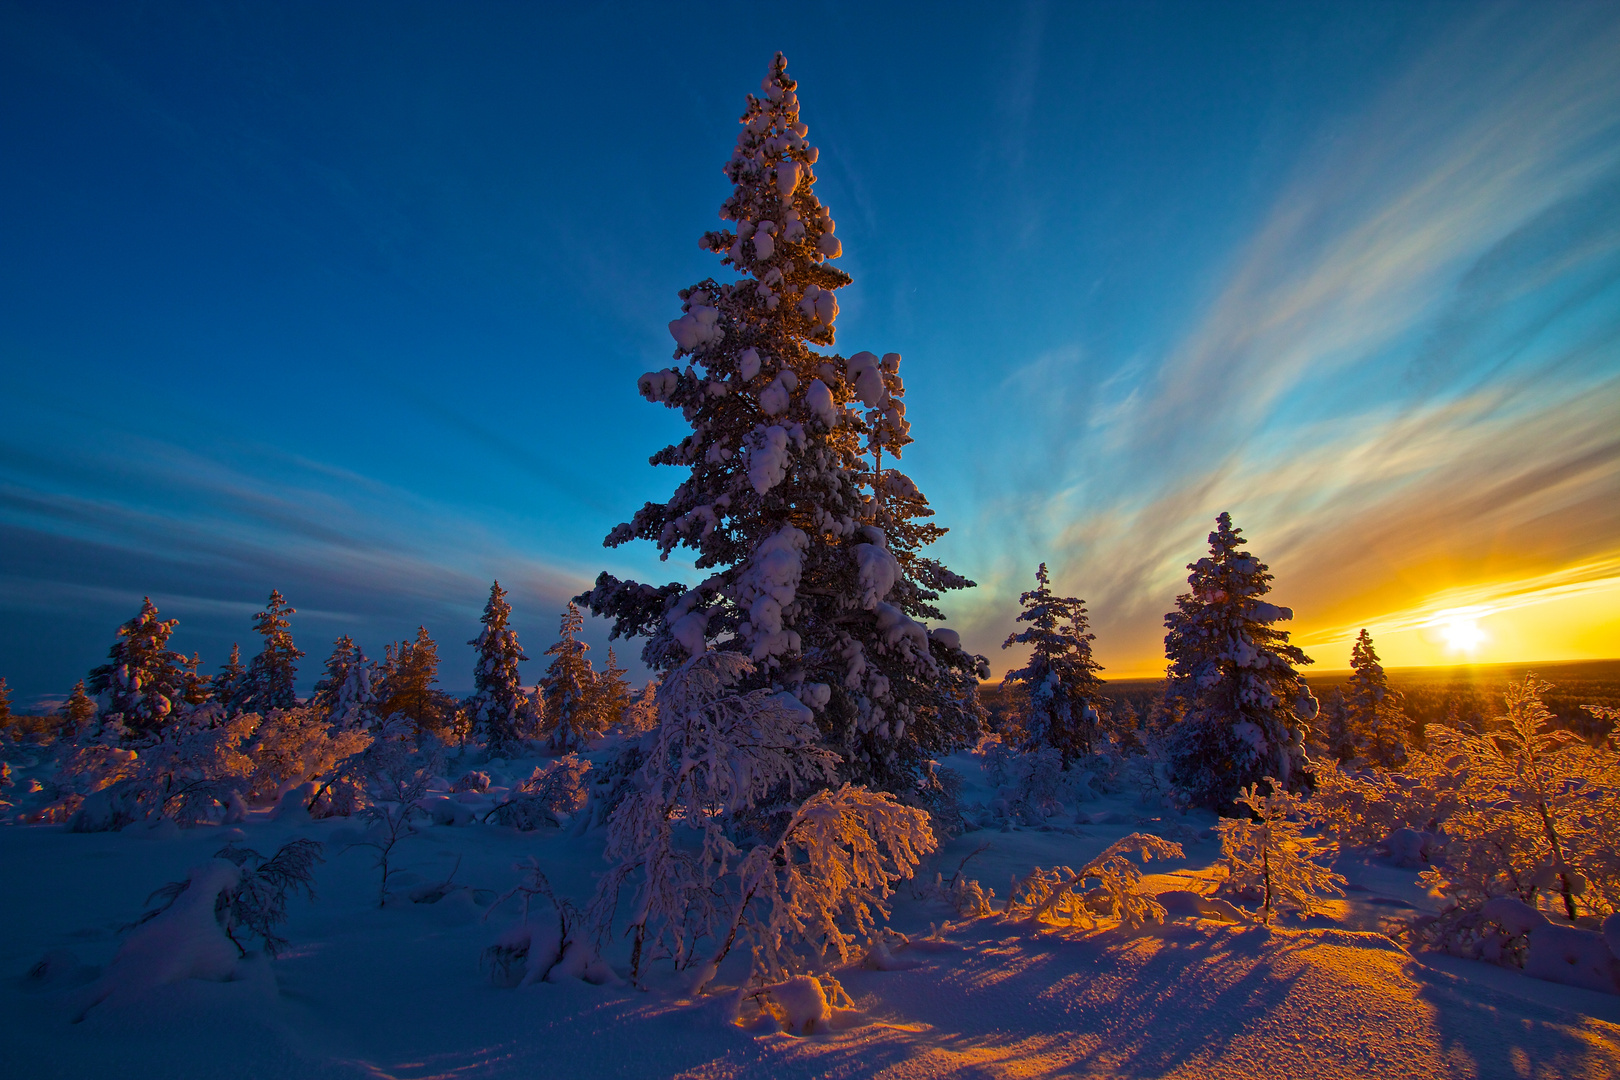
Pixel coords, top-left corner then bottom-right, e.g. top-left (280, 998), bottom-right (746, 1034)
top-left (482, 859), bottom-right (617, 987)
top-left (921, 843), bottom-right (996, 917)
top-left (914, 760), bottom-right (967, 836)
top-left (1006, 833), bottom-right (1184, 930)
top-left (591, 653), bottom-right (935, 991)
top-left (1217, 780), bottom-right (1345, 924)
top-left (134, 839), bottom-right (324, 957)
top-left (453, 770), bottom-right (490, 794)
top-left (1417, 677), bottom-right (1620, 922)
top-left (747, 973), bottom-right (856, 1035)
top-left (64, 706), bottom-right (257, 830)
top-left (352, 768), bottom-right (432, 906)
top-left (486, 754), bottom-right (592, 830)
top-left (241, 706), bottom-right (368, 804)
top-left (973, 733), bottom-right (1016, 786)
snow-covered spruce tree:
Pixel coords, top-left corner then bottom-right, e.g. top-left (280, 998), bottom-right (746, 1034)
top-left (577, 53), bottom-right (985, 793)
top-left (87, 597), bottom-right (188, 738)
top-left (1162, 513), bottom-right (1318, 809)
top-left (0, 676), bottom-right (10, 729)
top-left (178, 653), bottom-right (212, 708)
top-left (215, 643), bottom-right (247, 713)
top-left (1001, 563), bottom-right (1105, 765)
top-left (61, 679), bottom-right (97, 738)
top-left (377, 627), bottom-right (453, 741)
top-left (539, 602), bottom-right (603, 753)
top-left (589, 647), bottom-right (632, 733)
top-left (468, 582), bottom-right (537, 755)
top-left (311, 635), bottom-right (362, 717)
top-left (235, 590), bottom-right (303, 712)
top-left (1340, 629), bottom-right (1408, 768)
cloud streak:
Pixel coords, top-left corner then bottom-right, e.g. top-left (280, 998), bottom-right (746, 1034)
top-left (957, 3), bottom-right (1620, 675)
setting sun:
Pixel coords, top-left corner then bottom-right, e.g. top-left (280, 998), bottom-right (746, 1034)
top-left (1436, 610), bottom-right (1489, 654)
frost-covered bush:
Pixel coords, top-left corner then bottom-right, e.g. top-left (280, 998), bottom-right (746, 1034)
top-left (138, 839), bottom-right (323, 956)
top-left (486, 754), bottom-right (592, 830)
top-left (1217, 780), bottom-right (1345, 924)
top-left (352, 768), bottom-right (433, 906)
top-left (64, 706), bottom-right (257, 830)
top-left (1006, 833), bottom-right (1184, 930)
top-left (240, 706), bottom-right (369, 803)
top-left (482, 859), bottom-right (617, 987)
top-left (591, 653), bottom-right (935, 991)
top-left (1416, 677), bottom-right (1620, 921)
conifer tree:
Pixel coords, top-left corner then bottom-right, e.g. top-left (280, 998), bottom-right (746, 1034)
top-left (1001, 563), bottom-right (1105, 765)
top-left (1342, 629), bottom-right (1408, 768)
top-left (62, 679), bottom-right (97, 737)
top-left (238, 590), bottom-right (303, 712)
top-left (311, 635), bottom-right (362, 717)
top-left (87, 597), bottom-right (188, 737)
top-left (1162, 513), bottom-right (1318, 809)
top-left (178, 652), bottom-right (212, 708)
top-left (0, 676), bottom-right (10, 730)
top-left (378, 627), bottom-right (451, 740)
top-left (539, 603), bottom-right (602, 753)
top-left (467, 582), bottom-right (536, 754)
top-left (587, 647), bottom-right (632, 735)
top-left (216, 643), bottom-right (246, 713)
top-left (577, 53), bottom-right (985, 792)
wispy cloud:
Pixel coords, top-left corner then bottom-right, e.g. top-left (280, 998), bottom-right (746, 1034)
top-left (957, 4), bottom-right (1620, 673)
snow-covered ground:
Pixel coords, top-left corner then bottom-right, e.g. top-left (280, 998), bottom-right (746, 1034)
top-left (4, 748), bottom-right (1618, 1080)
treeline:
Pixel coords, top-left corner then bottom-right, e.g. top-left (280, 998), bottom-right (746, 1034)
top-left (0, 585), bottom-right (644, 753)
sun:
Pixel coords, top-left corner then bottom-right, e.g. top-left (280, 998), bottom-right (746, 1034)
top-left (1436, 611), bottom-right (1488, 654)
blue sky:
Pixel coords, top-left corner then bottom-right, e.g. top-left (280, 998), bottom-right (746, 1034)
top-left (3, 1), bottom-right (1619, 706)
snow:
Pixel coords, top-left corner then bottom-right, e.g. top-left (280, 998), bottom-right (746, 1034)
top-left (758, 377), bottom-right (789, 417)
top-left (846, 351), bottom-right (887, 407)
top-left (768, 974), bottom-right (828, 1033)
top-left (738, 347), bottom-right (762, 382)
top-left (4, 745), bottom-right (1620, 1079)
top-left (805, 378), bottom-right (837, 428)
top-left (668, 303), bottom-right (723, 351)
top-left (850, 528), bottom-right (901, 609)
top-left (747, 424), bottom-right (791, 493)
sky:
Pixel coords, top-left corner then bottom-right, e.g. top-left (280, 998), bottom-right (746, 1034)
top-left (2, 1), bottom-right (1618, 707)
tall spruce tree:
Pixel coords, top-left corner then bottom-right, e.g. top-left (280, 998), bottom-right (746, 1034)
top-left (87, 597), bottom-right (187, 737)
top-left (1163, 513), bottom-right (1318, 809)
top-left (1001, 563), bottom-right (1105, 765)
top-left (539, 602), bottom-right (601, 752)
top-left (578, 53), bottom-right (985, 793)
top-left (1341, 629), bottom-right (1407, 768)
top-left (0, 676), bottom-right (10, 729)
top-left (468, 582), bottom-right (535, 754)
top-left (237, 590), bottom-right (303, 711)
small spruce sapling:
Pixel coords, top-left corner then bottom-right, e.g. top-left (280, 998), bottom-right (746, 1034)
top-left (1217, 779), bottom-right (1345, 924)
